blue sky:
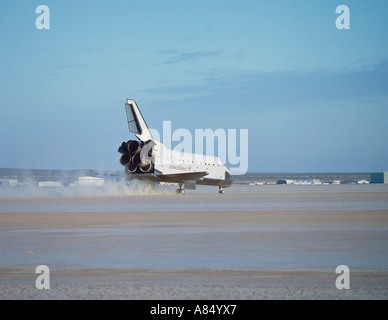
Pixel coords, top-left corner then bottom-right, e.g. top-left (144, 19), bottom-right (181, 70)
top-left (1, 0), bottom-right (387, 172)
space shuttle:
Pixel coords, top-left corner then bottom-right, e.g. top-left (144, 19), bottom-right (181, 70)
top-left (118, 99), bottom-right (233, 194)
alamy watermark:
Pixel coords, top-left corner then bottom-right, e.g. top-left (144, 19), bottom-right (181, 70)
top-left (35, 5), bottom-right (50, 30)
top-left (35, 265), bottom-right (50, 289)
top-left (35, 4), bottom-right (350, 31)
top-left (335, 265), bottom-right (350, 290)
top-left (336, 5), bottom-right (350, 30)
top-left (148, 121), bottom-right (249, 175)
top-left (32, 264), bottom-right (351, 291)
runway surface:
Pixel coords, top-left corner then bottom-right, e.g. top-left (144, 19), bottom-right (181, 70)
top-left (1, 184), bottom-right (388, 299)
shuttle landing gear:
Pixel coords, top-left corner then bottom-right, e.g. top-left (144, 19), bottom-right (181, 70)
top-left (176, 183), bottom-right (185, 195)
top-left (219, 186), bottom-right (225, 194)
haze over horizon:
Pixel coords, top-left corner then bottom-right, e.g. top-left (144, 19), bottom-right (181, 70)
top-left (1, 1), bottom-right (387, 174)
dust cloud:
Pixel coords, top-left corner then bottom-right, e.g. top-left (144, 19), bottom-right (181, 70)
top-left (0, 178), bottom-right (173, 199)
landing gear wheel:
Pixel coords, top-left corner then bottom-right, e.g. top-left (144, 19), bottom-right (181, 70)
top-left (176, 183), bottom-right (185, 195)
top-left (219, 187), bottom-right (224, 194)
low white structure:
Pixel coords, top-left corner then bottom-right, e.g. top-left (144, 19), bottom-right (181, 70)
top-left (323, 180), bottom-right (341, 185)
top-left (277, 179), bottom-right (294, 185)
top-left (351, 179), bottom-right (369, 184)
top-left (38, 181), bottom-right (63, 187)
top-left (78, 176), bottom-right (105, 187)
top-left (249, 182), bottom-right (264, 185)
top-left (277, 179), bottom-right (322, 185)
top-left (294, 179), bottom-right (322, 185)
top-left (0, 179), bottom-right (18, 187)
top-left (330, 180), bottom-right (341, 185)
top-left (160, 182), bottom-right (178, 186)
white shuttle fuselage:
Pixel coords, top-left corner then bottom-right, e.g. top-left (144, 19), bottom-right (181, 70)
top-left (118, 99), bottom-right (232, 194)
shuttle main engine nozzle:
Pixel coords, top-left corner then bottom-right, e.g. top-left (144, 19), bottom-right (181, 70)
top-left (119, 153), bottom-right (131, 166)
top-left (128, 140), bottom-right (141, 154)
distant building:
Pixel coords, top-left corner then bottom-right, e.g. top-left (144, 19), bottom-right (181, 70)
top-left (0, 179), bottom-right (18, 187)
top-left (294, 179), bottom-right (322, 185)
top-left (370, 172), bottom-right (388, 184)
top-left (249, 182), bottom-right (264, 185)
top-left (277, 179), bottom-right (322, 185)
top-left (38, 181), bottom-right (63, 187)
top-left (351, 179), bottom-right (369, 184)
top-left (323, 180), bottom-right (341, 185)
top-left (277, 179), bottom-right (294, 185)
top-left (78, 176), bottom-right (105, 187)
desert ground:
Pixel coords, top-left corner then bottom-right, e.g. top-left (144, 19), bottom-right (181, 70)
top-left (1, 183), bottom-right (388, 299)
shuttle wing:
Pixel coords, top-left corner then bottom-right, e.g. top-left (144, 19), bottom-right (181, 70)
top-left (154, 171), bottom-right (209, 182)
